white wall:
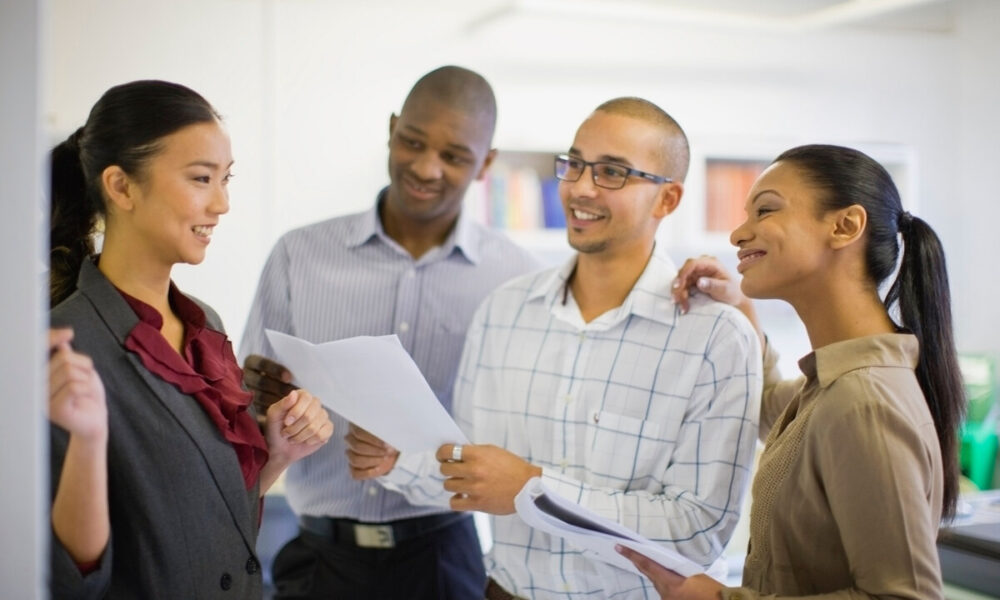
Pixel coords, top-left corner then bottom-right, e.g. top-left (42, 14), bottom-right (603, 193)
top-left (1, 1), bottom-right (46, 598)
top-left (955, 0), bottom-right (1000, 359)
top-left (44, 0), bottom-right (998, 362)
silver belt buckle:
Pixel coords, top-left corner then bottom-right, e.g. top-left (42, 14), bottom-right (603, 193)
top-left (353, 523), bottom-right (395, 548)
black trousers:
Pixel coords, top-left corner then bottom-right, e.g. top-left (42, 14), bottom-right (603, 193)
top-left (271, 514), bottom-right (486, 600)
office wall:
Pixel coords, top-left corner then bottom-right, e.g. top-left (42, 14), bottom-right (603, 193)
top-left (45, 0), bottom-right (998, 360)
top-left (955, 0), bottom-right (1000, 358)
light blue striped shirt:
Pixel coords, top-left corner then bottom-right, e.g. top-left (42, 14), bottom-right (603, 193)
top-left (383, 245), bottom-right (762, 598)
top-left (239, 193), bottom-right (541, 521)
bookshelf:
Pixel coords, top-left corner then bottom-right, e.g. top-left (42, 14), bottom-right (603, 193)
top-left (465, 149), bottom-right (573, 266)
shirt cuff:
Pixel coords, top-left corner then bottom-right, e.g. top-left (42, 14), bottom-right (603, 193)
top-left (539, 467), bottom-right (588, 504)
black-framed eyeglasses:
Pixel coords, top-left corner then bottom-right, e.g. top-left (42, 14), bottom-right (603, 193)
top-left (554, 154), bottom-right (672, 190)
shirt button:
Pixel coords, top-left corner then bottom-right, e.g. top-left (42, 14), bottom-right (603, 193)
top-left (560, 458), bottom-right (568, 469)
top-left (407, 269), bottom-right (416, 278)
top-left (399, 321), bottom-right (410, 333)
top-left (219, 573), bottom-right (232, 590)
top-left (368, 486), bottom-right (378, 496)
top-left (245, 557), bottom-right (259, 574)
top-left (564, 394), bottom-right (572, 403)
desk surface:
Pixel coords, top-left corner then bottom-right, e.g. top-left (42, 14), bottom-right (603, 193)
top-left (943, 583), bottom-right (999, 600)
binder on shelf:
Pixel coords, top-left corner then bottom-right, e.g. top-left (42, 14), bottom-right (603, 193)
top-left (541, 177), bottom-right (565, 229)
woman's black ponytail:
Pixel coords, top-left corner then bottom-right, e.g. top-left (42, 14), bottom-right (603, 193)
top-left (886, 212), bottom-right (965, 519)
top-left (49, 126), bottom-right (98, 307)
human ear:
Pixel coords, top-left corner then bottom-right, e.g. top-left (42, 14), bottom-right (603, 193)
top-left (101, 165), bottom-right (136, 212)
top-left (475, 148), bottom-right (498, 181)
top-left (829, 204), bottom-right (867, 249)
top-left (653, 181), bottom-right (684, 218)
top-left (388, 113), bottom-right (399, 144)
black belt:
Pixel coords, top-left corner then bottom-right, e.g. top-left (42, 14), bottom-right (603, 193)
top-left (485, 578), bottom-right (528, 600)
top-left (298, 512), bottom-right (468, 549)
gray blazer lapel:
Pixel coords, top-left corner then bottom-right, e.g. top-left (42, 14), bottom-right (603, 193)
top-left (75, 260), bottom-right (258, 547)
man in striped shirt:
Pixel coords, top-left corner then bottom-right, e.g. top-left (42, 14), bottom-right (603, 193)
top-left (239, 66), bottom-right (539, 599)
top-left (352, 97), bottom-right (763, 599)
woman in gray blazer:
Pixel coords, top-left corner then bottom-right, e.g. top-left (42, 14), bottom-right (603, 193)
top-left (47, 80), bottom-right (334, 599)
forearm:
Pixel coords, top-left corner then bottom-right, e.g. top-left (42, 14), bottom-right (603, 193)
top-left (52, 433), bottom-right (109, 563)
top-left (258, 452), bottom-right (292, 496)
top-left (540, 469), bottom-right (739, 566)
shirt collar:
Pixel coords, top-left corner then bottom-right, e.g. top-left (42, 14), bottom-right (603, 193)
top-left (798, 333), bottom-right (919, 388)
top-left (526, 243), bottom-right (680, 328)
top-left (116, 281), bottom-right (207, 349)
top-left (344, 187), bottom-right (482, 265)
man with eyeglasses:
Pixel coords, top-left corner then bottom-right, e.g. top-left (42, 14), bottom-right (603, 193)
top-left (351, 96), bottom-right (762, 599)
top-left (239, 66), bottom-right (540, 599)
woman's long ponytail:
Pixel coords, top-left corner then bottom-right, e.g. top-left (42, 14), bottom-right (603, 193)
top-left (49, 127), bottom-right (98, 307)
top-left (886, 213), bottom-right (965, 520)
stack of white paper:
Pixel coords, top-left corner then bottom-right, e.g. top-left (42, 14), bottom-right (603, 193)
top-left (514, 477), bottom-right (704, 577)
top-left (264, 330), bottom-right (469, 453)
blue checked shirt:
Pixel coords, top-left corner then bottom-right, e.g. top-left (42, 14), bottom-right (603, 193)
top-left (239, 193), bottom-right (540, 521)
top-left (383, 244), bottom-right (762, 599)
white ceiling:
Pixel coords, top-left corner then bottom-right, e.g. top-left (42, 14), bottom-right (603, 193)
top-left (468, 0), bottom-right (957, 33)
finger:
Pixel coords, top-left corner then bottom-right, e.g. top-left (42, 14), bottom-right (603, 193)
top-left (281, 389), bottom-right (311, 425)
top-left (349, 460), bottom-right (388, 481)
top-left (49, 352), bottom-right (93, 395)
top-left (242, 368), bottom-right (297, 398)
top-left (436, 443), bottom-right (468, 463)
top-left (48, 328), bottom-right (74, 352)
top-left (347, 423), bottom-right (389, 447)
top-left (282, 396), bottom-right (323, 439)
top-left (266, 388), bottom-right (298, 425)
top-left (243, 354), bottom-right (293, 383)
top-left (305, 420), bottom-right (334, 446)
top-left (615, 545), bottom-right (661, 578)
top-left (442, 476), bottom-right (474, 495)
top-left (674, 257), bottom-right (713, 287)
top-left (345, 449), bottom-right (389, 470)
top-left (697, 276), bottom-right (740, 304)
top-left (348, 466), bottom-right (379, 480)
top-left (696, 276), bottom-right (722, 294)
top-left (345, 434), bottom-right (392, 457)
top-left (448, 492), bottom-right (475, 512)
top-left (49, 378), bottom-right (98, 418)
top-left (438, 461), bottom-right (469, 479)
top-left (672, 281), bottom-right (691, 314)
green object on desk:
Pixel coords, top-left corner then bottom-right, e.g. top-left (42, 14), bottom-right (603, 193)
top-left (959, 354), bottom-right (998, 491)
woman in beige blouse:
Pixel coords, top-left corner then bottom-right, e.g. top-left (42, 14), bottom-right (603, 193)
top-left (618, 144), bottom-right (963, 600)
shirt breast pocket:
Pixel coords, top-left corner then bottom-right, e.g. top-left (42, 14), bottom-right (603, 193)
top-left (584, 410), bottom-right (668, 488)
top-left (421, 318), bottom-right (468, 405)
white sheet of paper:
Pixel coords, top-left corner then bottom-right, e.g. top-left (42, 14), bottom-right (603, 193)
top-left (264, 329), bottom-right (469, 453)
top-left (514, 477), bottom-right (704, 577)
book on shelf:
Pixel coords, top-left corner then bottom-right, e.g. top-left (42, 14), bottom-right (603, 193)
top-left (465, 163), bottom-right (564, 231)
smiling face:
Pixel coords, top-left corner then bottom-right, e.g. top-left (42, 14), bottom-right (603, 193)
top-left (384, 97), bottom-right (494, 229)
top-left (113, 121), bottom-right (234, 268)
top-left (731, 161), bottom-right (839, 301)
top-left (559, 110), bottom-right (679, 258)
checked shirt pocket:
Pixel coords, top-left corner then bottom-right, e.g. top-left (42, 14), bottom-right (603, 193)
top-left (584, 410), bottom-right (667, 487)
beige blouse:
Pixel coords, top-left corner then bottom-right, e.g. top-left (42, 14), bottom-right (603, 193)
top-left (722, 334), bottom-right (944, 600)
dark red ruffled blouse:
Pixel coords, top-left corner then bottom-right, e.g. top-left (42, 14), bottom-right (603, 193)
top-left (117, 285), bottom-right (268, 490)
